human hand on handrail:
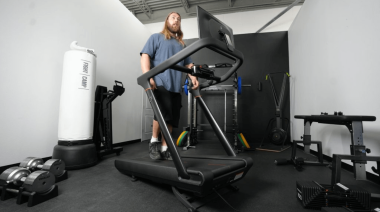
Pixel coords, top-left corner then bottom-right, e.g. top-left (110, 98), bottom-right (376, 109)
top-left (188, 75), bottom-right (199, 90)
top-left (187, 63), bottom-right (199, 90)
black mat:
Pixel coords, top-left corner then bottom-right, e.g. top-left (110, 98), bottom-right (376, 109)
top-left (1, 140), bottom-right (380, 212)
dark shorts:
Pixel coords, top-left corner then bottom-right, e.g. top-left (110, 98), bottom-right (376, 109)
top-left (153, 86), bottom-right (182, 128)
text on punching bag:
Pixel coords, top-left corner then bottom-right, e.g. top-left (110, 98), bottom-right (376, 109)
top-left (82, 76), bottom-right (87, 88)
top-left (80, 61), bottom-right (90, 90)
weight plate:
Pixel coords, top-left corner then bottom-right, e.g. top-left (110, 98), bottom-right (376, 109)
top-left (237, 134), bottom-right (245, 147)
top-left (237, 77), bottom-right (242, 94)
top-left (271, 133), bottom-right (281, 142)
top-left (176, 131), bottom-right (188, 147)
top-left (184, 79), bottom-right (188, 96)
top-left (19, 157), bottom-right (44, 170)
top-left (23, 171), bottom-right (55, 193)
top-left (42, 159), bottom-right (65, 176)
top-left (0, 167), bottom-right (30, 186)
top-left (269, 128), bottom-right (287, 145)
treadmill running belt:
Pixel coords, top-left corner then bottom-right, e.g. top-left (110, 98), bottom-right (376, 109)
top-left (115, 155), bottom-right (253, 195)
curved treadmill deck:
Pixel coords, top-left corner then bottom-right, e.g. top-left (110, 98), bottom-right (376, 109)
top-left (115, 155), bottom-right (253, 196)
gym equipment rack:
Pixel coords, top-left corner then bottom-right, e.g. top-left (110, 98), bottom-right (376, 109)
top-left (0, 181), bottom-right (58, 207)
top-left (297, 181), bottom-right (371, 210)
top-left (178, 72), bottom-right (252, 152)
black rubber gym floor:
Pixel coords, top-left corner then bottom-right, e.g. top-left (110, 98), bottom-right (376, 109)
top-left (1, 140), bottom-right (380, 212)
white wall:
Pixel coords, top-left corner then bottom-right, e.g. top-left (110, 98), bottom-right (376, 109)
top-left (0, 0), bottom-right (151, 166)
top-left (289, 0), bottom-right (380, 174)
top-left (144, 6), bottom-right (302, 38)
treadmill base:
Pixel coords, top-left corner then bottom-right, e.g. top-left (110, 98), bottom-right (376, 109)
top-left (173, 186), bottom-right (198, 212)
top-left (172, 185), bottom-right (240, 212)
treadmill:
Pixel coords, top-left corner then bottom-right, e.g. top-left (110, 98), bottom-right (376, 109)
top-left (115, 6), bottom-right (253, 212)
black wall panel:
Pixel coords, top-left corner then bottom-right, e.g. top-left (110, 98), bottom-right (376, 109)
top-left (172, 31), bottom-right (290, 146)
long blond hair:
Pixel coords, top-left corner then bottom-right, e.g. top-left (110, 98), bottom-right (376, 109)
top-left (161, 12), bottom-right (184, 46)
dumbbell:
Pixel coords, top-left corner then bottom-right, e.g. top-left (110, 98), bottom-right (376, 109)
top-left (19, 157), bottom-right (65, 177)
top-left (0, 167), bottom-right (55, 193)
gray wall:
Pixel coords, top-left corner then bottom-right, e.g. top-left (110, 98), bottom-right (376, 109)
top-left (0, 0), bottom-right (151, 166)
top-left (288, 0), bottom-right (380, 174)
top-left (180, 33), bottom-right (290, 145)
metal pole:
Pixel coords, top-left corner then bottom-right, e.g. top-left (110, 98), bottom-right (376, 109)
top-left (187, 91), bottom-right (192, 146)
top-left (234, 83), bottom-right (238, 146)
top-left (193, 98), bottom-right (197, 128)
top-left (224, 89), bottom-right (227, 133)
top-left (256, 0), bottom-right (301, 33)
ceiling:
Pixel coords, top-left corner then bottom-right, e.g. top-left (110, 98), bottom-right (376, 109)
top-left (120, 0), bottom-right (304, 24)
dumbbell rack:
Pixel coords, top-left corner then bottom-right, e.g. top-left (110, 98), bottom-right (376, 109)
top-left (0, 180), bottom-right (58, 207)
top-left (55, 170), bottom-right (68, 183)
top-left (296, 181), bottom-right (371, 210)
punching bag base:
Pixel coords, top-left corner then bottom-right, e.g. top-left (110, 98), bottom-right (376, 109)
top-left (52, 143), bottom-right (98, 170)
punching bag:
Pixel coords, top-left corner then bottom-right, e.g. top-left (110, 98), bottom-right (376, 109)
top-left (52, 41), bottom-right (98, 170)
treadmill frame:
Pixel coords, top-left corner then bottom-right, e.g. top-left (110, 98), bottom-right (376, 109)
top-left (137, 36), bottom-right (244, 181)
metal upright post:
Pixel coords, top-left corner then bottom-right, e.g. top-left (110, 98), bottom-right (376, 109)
top-left (234, 80), bottom-right (238, 145)
top-left (193, 98), bottom-right (197, 131)
top-left (187, 90), bottom-right (192, 146)
top-left (303, 121), bottom-right (311, 153)
top-left (191, 95), bottom-right (197, 148)
top-left (224, 89), bottom-right (227, 133)
top-left (350, 121), bottom-right (366, 180)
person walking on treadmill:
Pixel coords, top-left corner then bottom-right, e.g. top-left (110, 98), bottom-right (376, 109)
top-left (140, 12), bottom-right (199, 160)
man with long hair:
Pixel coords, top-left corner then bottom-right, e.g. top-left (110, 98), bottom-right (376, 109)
top-left (140, 12), bottom-right (199, 160)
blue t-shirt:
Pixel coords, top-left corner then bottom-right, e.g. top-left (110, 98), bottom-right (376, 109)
top-left (140, 33), bottom-right (192, 93)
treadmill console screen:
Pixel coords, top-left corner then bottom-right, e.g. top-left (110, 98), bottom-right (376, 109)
top-left (197, 6), bottom-right (235, 51)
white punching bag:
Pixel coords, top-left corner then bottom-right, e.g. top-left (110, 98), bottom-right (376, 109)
top-left (53, 41), bottom-right (98, 170)
top-left (58, 41), bottom-right (96, 141)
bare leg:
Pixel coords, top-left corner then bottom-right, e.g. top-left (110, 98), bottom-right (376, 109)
top-left (149, 120), bottom-right (165, 160)
top-left (161, 124), bottom-right (172, 146)
top-left (152, 120), bottom-right (172, 146)
top-left (152, 120), bottom-right (160, 138)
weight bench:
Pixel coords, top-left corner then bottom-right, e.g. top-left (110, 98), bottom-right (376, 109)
top-left (291, 114), bottom-right (380, 210)
top-left (283, 114), bottom-right (376, 172)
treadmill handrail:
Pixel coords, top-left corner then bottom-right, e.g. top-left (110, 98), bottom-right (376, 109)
top-left (178, 169), bottom-right (204, 186)
top-left (137, 37), bottom-right (244, 90)
top-left (178, 177), bottom-right (202, 186)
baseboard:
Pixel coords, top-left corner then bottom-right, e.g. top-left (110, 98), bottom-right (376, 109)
top-left (0, 139), bottom-right (141, 174)
top-left (295, 144), bottom-right (379, 185)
